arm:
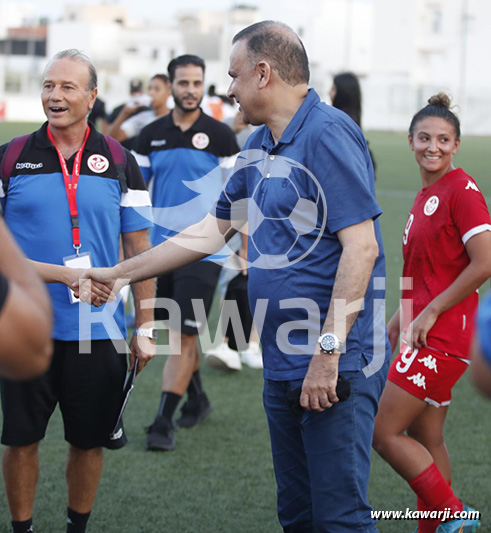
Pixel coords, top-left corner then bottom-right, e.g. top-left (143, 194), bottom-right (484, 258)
top-left (238, 224), bottom-right (248, 276)
top-left (300, 219), bottom-right (379, 411)
top-left (78, 214), bottom-right (236, 300)
top-left (29, 260), bottom-right (113, 306)
top-left (121, 228), bottom-right (156, 374)
top-left (406, 230), bottom-right (491, 349)
top-left (0, 219), bottom-right (53, 379)
top-left (107, 104), bottom-right (140, 142)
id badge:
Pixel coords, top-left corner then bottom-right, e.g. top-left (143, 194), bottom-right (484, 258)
top-left (63, 251), bottom-right (92, 304)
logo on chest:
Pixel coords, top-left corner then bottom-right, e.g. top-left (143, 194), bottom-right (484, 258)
top-left (423, 195), bottom-right (439, 216)
top-left (87, 154), bottom-right (109, 173)
top-left (192, 132), bottom-right (210, 150)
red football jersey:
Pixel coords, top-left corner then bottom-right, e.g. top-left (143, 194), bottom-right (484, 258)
top-left (401, 168), bottom-right (491, 358)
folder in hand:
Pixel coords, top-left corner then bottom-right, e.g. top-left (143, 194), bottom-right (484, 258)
top-left (109, 360), bottom-right (139, 441)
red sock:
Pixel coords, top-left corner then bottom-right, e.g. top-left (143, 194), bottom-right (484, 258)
top-left (417, 480), bottom-right (453, 533)
top-left (417, 496), bottom-right (440, 533)
top-left (409, 464), bottom-right (462, 515)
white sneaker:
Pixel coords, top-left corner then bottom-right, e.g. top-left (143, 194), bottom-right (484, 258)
top-left (240, 342), bottom-right (263, 369)
top-left (205, 342), bottom-right (242, 371)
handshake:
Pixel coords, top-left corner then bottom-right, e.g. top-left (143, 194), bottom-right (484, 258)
top-left (72, 266), bottom-right (128, 307)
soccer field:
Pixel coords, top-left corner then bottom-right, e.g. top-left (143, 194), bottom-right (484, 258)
top-left (0, 123), bottom-right (490, 532)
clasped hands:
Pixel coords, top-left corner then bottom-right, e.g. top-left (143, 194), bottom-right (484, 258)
top-left (71, 267), bottom-right (125, 307)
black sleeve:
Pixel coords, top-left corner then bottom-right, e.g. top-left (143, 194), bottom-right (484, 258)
top-left (0, 271), bottom-right (9, 314)
top-left (133, 123), bottom-right (152, 156)
top-left (123, 148), bottom-right (148, 191)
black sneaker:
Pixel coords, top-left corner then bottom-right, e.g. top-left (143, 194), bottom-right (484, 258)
top-left (146, 416), bottom-right (176, 451)
top-left (175, 393), bottom-right (213, 429)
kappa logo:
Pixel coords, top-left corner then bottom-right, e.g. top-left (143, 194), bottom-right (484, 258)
top-left (87, 154), bottom-right (109, 173)
top-left (465, 180), bottom-right (480, 192)
top-left (423, 196), bottom-right (439, 216)
top-left (192, 132), bottom-right (210, 150)
top-left (407, 373), bottom-right (426, 389)
top-left (418, 355), bottom-right (438, 373)
top-left (16, 161), bottom-right (43, 170)
top-left (151, 139), bottom-right (167, 147)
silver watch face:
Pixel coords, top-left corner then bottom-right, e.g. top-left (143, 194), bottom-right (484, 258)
top-left (320, 334), bottom-right (337, 353)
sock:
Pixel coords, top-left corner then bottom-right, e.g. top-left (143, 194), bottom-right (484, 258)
top-left (187, 370), bottom-right (204, 399)
top-left (11, 519), bottom-right (33, 533)
top-left (417, 479), bottom-right (452, 533)
top-left (66, 508), bottom-right (91, 533)
top-left (157, 391), bottom-right (181, 420)
top-left (409, 463), bottom-right (462, 515)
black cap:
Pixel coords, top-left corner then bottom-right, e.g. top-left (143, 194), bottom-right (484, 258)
top-left (129, 79), bottom-right (143, 93)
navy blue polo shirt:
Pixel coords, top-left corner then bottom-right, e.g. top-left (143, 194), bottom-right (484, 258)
top-left (214, 89), bottom-right (390, 380)
top-left (134, 110), bottom-right (239, 261)
top-left (1, 123), bottom-right (153, 342)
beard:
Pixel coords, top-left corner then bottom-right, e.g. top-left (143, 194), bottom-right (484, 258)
top-left (173, 93), bottom-right (202, 113)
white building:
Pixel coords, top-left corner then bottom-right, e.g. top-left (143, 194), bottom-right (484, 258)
top-left (0, 0), bottom-right (490, 133)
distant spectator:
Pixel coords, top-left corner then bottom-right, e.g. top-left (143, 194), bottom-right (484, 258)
top-left (330, 72), bottom-right (376, 175)
top-left (108, 74), bottom-right (171, 146)
top-left (107, 79), bottom-right (151, 149)
top-left (88, 96), bottom-right (108, 134)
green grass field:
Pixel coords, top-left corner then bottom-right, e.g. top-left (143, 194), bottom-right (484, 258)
top-left (0, 122), bottom-right (490, 532)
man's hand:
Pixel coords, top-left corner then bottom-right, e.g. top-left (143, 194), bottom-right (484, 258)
top-left (64, 267), bottom-right (114, 307)
top-left (129, 334), bottom-right (156, 375)
top-left (73, 266), bottom-right (128, 304)
top-left (300, 352), bottom-right (340, 411)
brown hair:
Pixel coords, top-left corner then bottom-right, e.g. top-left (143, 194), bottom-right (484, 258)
top-left (409, 92), bottom-right (461, 139)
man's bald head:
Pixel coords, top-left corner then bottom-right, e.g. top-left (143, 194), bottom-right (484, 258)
top-left (232, 21), bottom-right (309, 86)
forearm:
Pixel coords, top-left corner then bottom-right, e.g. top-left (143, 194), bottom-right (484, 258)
top-left (322, 244), bottom-right (377, 341)
top-left (424, 261), bottom-right (491, 317)
top-left (116, 215), bottom-right (232, 284)
top-left (107, 111), bottom-right (131, 142)
top-left (29, 260), bottom-right (71, 285)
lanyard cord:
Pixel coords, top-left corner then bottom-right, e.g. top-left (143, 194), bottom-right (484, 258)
top-left (47, 125), bottom-right (91, 254)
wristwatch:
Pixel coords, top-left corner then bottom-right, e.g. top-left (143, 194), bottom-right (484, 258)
top-left (318, 332), bottom-right (343, 354)
top-left (134, 327), bottom-right (158, 341)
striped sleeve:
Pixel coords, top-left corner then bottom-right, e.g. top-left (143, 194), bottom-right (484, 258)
top-left (120, 150), bottom-right (153, 232)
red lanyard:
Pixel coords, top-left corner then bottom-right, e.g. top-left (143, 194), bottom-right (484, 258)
top-left (47, 125), bottom-right (90, 254)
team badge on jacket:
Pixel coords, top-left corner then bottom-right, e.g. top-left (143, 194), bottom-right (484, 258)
top-left (192, 132), bottom-right (210, 150)
top-left (87, 154), bottom-right (110, 173)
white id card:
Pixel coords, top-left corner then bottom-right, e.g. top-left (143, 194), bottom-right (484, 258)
top-left (63, 252), bottom-right (92, 304)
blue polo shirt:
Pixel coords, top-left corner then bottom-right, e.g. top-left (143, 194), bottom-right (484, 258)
top-left (1, 123), bottom-right (153, 342)
top-left (478, 292), bottom-right (491, 367)
top-left (214, 89), bottom-right (390, 380)
top-left (134, 110), bottom-right (239, 262)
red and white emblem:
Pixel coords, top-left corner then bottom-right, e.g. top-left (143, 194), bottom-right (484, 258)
top-left (88, 154), bottom-right (109, 173)
top-left (423, 195), bottom-right (439, 216)
top-left (192, 132), bottom-right (210, 150)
